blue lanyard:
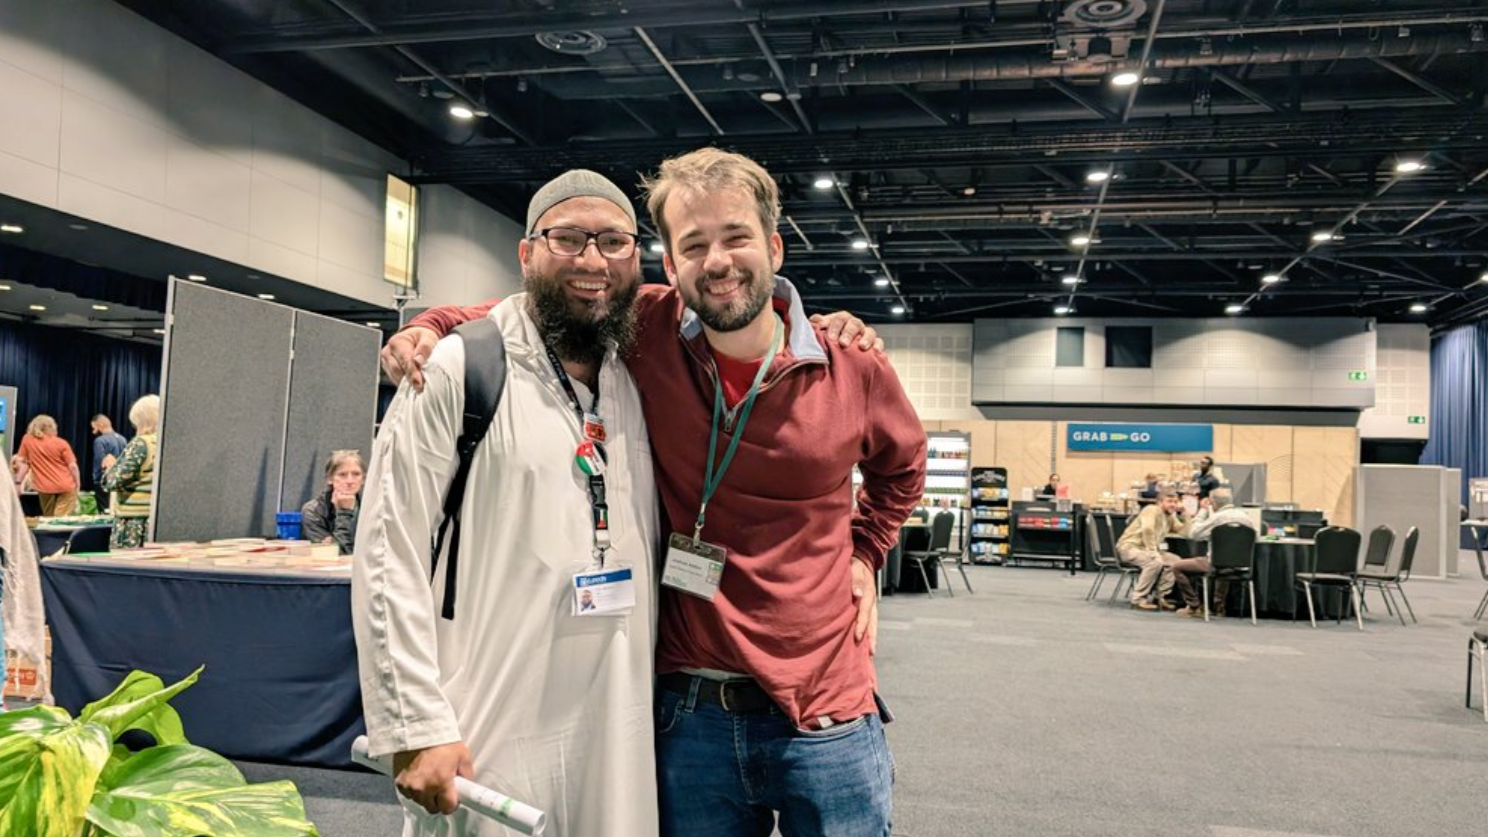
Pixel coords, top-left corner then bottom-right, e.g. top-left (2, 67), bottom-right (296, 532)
top-left (693, 314), bottom-right (783, 543)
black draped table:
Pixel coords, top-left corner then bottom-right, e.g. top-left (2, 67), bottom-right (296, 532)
top-left (41, 558), bottom-right (363, 767)
top-left (1164, 536), bottom-right (1344, 620)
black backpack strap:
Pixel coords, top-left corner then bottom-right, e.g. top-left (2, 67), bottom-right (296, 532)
top-left (430, 317), bottom-right (506, 620)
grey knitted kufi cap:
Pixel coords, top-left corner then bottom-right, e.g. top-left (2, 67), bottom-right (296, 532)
top-left (525, 169), bottom-right (637, 234)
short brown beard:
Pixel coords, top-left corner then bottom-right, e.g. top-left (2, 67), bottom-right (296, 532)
top-left (690, 267), bottom-right (775, 333)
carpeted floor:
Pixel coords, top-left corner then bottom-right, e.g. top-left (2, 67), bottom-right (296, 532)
top-left (236, 560), bottom-right (1488, 836)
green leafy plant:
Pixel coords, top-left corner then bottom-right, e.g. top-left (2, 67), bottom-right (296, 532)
top-left (0, 667), bottom-right (319, 837)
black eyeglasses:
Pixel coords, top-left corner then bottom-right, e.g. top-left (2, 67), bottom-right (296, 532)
top-left (529, 227), bottom-right (638, 260)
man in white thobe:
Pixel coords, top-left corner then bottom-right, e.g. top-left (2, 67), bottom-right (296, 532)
top-left (353, 171), bottom-right (659, 836)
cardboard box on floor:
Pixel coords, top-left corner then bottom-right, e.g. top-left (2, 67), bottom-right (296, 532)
top-left (4, 629), bottom-right (51, 701)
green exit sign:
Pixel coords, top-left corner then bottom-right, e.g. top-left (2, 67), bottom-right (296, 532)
top-left (1408, 415), bottom-right (1426, 424)
top-left (1347, 371), bottom-right (1369, 381)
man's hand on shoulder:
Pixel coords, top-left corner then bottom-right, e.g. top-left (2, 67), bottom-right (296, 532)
top-left (381, 326), bottom-right (440, 391)
top-left (810, 311), bottom-right (885, 354)
top-left (393, 740), bottom-right (473, 815)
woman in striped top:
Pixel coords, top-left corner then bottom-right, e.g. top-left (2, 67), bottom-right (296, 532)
top-left (101, 394), bottom-right (159, 549)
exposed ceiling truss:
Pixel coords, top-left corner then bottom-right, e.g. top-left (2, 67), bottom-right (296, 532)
top-left (116, 0), bottom-right (1488, 327)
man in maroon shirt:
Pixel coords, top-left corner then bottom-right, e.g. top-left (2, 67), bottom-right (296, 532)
top-left (388, 149), bottom-right (926, 837)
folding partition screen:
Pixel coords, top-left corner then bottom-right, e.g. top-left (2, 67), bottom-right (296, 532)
top-left (152, 280), bottom-right (379, 542)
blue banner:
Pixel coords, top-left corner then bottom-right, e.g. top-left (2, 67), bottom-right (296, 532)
top-left (1066, 423), bottom-right (1213, 452)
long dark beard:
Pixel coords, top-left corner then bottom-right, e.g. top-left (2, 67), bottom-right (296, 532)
top-left (525, 269), bottom-right (640, 365)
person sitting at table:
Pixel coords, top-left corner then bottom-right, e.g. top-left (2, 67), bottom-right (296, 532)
top-left (100, 395), bottom-right (160, 549)
top-left (1166, 488), bottom-right (1258, 617)
top-left (301, 449), bottom-right (364, 555)
top-left (1138, 473), bottom-right (1161, 504)
top-left (13, 414), bottom-right (81, 517)
top-left (1038, 473), bottom-right (1062, 498)
top-left (1115, 489), bottom-right (1188, 611)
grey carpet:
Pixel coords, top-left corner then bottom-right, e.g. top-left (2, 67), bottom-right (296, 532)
top-left (232, 558), bottom-right (1488, 836)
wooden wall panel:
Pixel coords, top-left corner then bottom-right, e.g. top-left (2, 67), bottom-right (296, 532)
top-left (1229, 425), bottom-right (1296, 503)
top-left (1292, 427), bottom-right (1358, 527)
top-left (1209, 424), bottom-right (1234, 462)
top-left (1055, 422), bottom-right (1114, 499)
top-left (997, 421), bottom-right (1054, 498)
top-left (942, 420), bottom-right (996, 468)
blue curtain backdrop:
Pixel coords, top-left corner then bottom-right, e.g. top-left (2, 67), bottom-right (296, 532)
top-left (0, 321), bottom-right (161, 490)
top-left (1420, 320), bottom-right (1488, 509)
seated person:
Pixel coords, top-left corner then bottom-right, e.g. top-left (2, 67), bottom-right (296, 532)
top-left (1138, 473), bottom-right (1161, 503)
top-left (1167, 489), bottom-right (1258, 617)
top-left (1115, 490), bottom-right (1187, 611)
top-left (1038, 473), bottom-right (1061, 498)
top-left (300, 450), bottom-right (364, 555)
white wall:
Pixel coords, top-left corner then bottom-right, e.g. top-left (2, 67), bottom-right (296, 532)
top-left (877, 323), bottom-right (981, 421)
top-left (415, 184), bottom-right (524, 309)
top-left (972, 317), bottom-right (1377, 409)
top-left (1356, 323), bottom-right (1430, 440)
top-left (0, 0), bottom-right (401, 306)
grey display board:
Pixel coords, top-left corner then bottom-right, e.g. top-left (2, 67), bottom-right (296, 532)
top-left (280, 312), bottom-right (379, 512)
top-left (1219, 463), bottom-right (1267, 506)
top-left (154, 281), bottom-right (379, 542)
top-left (1355, 464), bottom-right (1458, 579)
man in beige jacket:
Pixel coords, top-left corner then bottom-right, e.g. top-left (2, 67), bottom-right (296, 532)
top-left (1116, 490), bottom-right (1189, 611)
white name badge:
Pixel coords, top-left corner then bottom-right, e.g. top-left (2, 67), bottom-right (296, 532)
top-left (661, 533), bottom-right (727, 601)
top-left (572, 566), bottom-right (636, 616)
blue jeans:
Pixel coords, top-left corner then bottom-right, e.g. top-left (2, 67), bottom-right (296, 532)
top-left (655, 681), bottom-right (894, 837)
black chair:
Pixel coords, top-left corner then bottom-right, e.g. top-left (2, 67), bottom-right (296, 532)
top-left (1203, 523), bottom-right (1258, 625)
top-left (1294, 526), bottom-right (1363, 630)
top-left (904, 511), bottom-right (959, 596)
top-left (64, 525), bottom-right (113, 554)
top-left (1469, 525), bottom-right (1488, 621)
top-left (1086, 513), bottom-right (1138, 603)
top-left (1469, 628), bottom-right (1488, 724)
top-left (1354, 525), bottom-right (1394, 616)
top-left (1356, 526), bottom-right (1417, 626)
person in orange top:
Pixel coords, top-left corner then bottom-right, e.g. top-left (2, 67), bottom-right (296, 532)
top-left (13, 414), bottom-right (81, 517)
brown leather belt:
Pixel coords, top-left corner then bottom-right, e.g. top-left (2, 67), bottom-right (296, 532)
top-left (657, 672), bottom-right (777, 714)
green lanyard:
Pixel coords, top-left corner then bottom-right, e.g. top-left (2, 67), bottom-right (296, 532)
top-left (693, 314), bottom-right (783, 543)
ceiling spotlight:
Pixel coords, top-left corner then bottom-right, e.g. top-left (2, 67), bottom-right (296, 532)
top-left (1054, 305), bottom-right (1073, 316)
top-left (1409, 302), bottom-right (1428, 313)
top-left (367, 320), bottom-right (383, 326)
top-left (28, 304), bottom-right (46, 311)
top-left (1225, 303), bottom-right (1246, 315)
top-left (890, 304), bottom-right (906, 315)
top-left (874, 277), bottom-right (891, 287)
top-left (448, 103), bottom-right (476, 119)
top-left (1479, 271), bottom-right (1488, 284)
top-left (1394, 159), bottom-right (1426, 174)
top-left (1070, 233), bottom-right (1093, 247)
top-left (813, 176), bottom-right (835, 190)
top-left (962, 186), bottom-right (977, 196)
top-left (648, 241), bottom-right (664, 254)
top-left (257, 293), bottom-right (276, 300)
top-left (1061, 274), bottom-right (1081, 285)
top-left (1111, 71), bottom-right (1140, 87)
top-left (1310, 230), bottom-right (1336, 243)
top-left (153, 328), bottom-right (167, 335)
top-left (91, 304), bottom-right (109, 311)
top-left (1261, 273), bottom-right (1284, 285)
top-left (187, 273), bottom-right (207, 282)
top-left (1085, 170), bottom-right (1111, 184)
top-left (0, 224), bottom-right (23, 234)
top-left (851, 238), bottom-right (871, 251)
top-left (0, 283), bottom-right (10, 291)
top-left (760, 91), bottom-right (784, 103)
top-left (68, 223), bottom-right (88, 231)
